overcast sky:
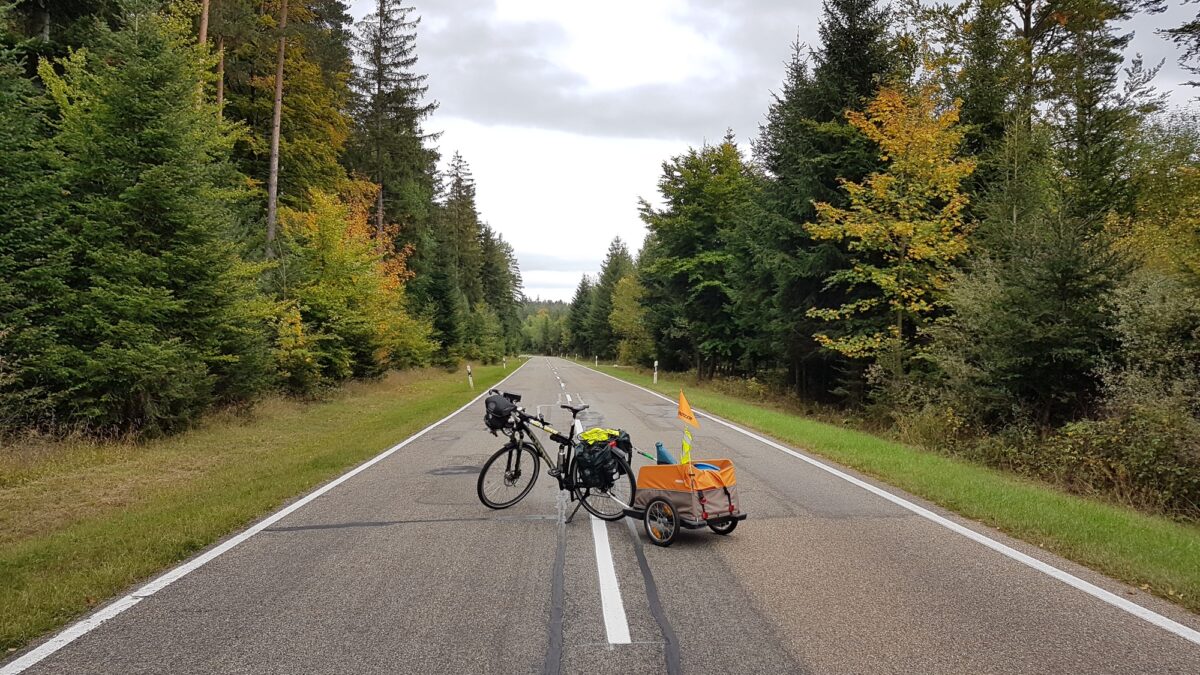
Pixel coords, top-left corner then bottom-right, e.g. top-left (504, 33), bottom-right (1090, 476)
top-left (348, 0), bottom-right (1198, 301)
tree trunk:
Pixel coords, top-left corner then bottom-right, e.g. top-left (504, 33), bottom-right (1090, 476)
top-left (374, 0), bottom-right (386, 236)
top-left (376, 185), bottom-right (385, 235)
top-left (1018, 0), bottom-right (1034, 130)
top-left (38, 1), bottom-right (50, 42)
top-left (199, 0), bottom-right (210, 44)
top-left (216, 36), bottom-right (225, 112)
top-left (265, 0), bottom-right (288, 256)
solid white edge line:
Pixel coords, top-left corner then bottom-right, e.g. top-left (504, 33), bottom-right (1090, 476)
top-left (1, 361), bottom-right (531, 675)
top-left (590, 516), bottom-right (632, 644)
top-left (567, 359), bottom-right (1200, 648)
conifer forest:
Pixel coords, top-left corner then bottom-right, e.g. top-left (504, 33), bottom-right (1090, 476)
top-left (4, 0), bottom-right (1200, 517)
top-left (1, 0), bottom-right (522, 436)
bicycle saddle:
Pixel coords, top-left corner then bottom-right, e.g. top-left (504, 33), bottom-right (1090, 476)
top-left (560, 403), bottom-right (590, 415)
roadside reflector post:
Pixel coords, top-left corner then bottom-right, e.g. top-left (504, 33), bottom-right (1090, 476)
top-left (595, 355), bottom-right (598, 367)
top-left (654, 359), bottom-right (659, 385)
top-left (503, 356), bottom-right (507, 370)
top-left (467, 363), bottom-right (474, 390)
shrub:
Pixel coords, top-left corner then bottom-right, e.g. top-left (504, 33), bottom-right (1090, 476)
top-left (1047, 396), bottom-right (1200, 516)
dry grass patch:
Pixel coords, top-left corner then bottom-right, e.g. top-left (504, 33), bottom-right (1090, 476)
top-left (0, 363), bottom-right (519, 653)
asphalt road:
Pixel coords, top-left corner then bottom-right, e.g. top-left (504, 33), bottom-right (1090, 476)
top-left (7, 357), bottom-right (1200, 674)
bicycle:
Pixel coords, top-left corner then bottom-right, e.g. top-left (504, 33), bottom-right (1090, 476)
top-left (477, 389), bottom-right (635, 521)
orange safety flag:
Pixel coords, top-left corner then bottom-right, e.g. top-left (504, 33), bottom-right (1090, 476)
top-left (677, 389), bottom-right (700, 428)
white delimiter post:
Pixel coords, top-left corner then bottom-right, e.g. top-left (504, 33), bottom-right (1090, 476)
top-left (654, 360), bottom-right (659, 385)
top-left (467, 363), bottom-right (474, 390)
top-left (595, 355), bottom-right (598, 367)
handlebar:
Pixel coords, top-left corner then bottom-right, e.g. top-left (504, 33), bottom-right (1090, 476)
top-left (490, 389), bottom-right (572, 445)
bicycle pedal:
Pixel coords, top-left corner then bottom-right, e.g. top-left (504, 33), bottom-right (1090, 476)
top-left (548, 467), bottom-right (562, 478)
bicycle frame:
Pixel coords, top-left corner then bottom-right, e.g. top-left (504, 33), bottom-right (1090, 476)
top-left (505, 412), bottom-right (584, 493)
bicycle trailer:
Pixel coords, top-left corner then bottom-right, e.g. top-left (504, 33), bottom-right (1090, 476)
top-left (625, 459), bottom-right (747, 546)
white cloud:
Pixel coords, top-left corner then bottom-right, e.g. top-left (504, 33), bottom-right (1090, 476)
top-left (493, 0), bottom-right (725, 90)
top-left (346, 0), bottom-right (1200, 303)
top-left (436, 117), bottom-right (682, 300)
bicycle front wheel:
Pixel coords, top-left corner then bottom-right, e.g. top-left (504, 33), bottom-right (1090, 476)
top-left (572, 454), bottom-right (635, 521)
top-left (478, 443), bottom-right (540, 509)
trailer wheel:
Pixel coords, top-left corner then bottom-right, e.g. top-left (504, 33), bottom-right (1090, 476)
top-left (644, 499), bottom-right (678, 547)
top-left (708, 518), bottom-right (737, 535)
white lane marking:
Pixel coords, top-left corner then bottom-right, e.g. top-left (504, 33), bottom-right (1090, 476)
top-left (569, 360), bottom-right (1200, 647)
top-left (546, 357), bottom-right (567, 391)
top-left (590, 516), bottom-right (632, 644)
top-left (565, 393), bottom-right (572, 403)
top-left (1, 363), bottom-right (531, 674)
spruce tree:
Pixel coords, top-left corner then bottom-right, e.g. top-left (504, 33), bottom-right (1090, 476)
top-left (566, 276), bottom-right (594, 356)
top-left (442, 152), bottom-right (484, 306)
top-left (1162, 8), bottom-right (1200, 86)
top-left (424, 224), bottom-right (469, 364)
top-left (958, 0), bottom-right (1011, 157)
top-left (1049, 19), bottom-right (1164, 221)
top-left (33, 9), bottom-right (271, 434)
top-left (750, 0), bottom-right (896, 396)
top-left (0, 47), bottom-right (71, 429)
top-left (585, 238), bottom-right (634, 359)
top-left (350, 0), bottom-right (439, 236)
top-left (478, 225), bottom-right (524, 353)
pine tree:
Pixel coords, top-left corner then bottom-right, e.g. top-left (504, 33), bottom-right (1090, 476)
top-left (350, 0), bottom-right (439, 236)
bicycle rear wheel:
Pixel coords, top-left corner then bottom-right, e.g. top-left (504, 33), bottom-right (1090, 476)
top-left (478, 443), bottom-right (540, 509)
top-left (572, 454), bottom-right (635, 521)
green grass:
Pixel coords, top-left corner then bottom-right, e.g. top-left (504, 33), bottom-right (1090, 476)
top-left (580, 362), bottom-right (1200, 614)
top-left (0, 362), bottom-right (521, 653)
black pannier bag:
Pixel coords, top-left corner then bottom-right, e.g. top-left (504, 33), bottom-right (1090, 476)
top-left (574, 443), bottom-right (619, 489)
top-left (484, 394), bottom-right (516, 431)
top-left (614, 430), bottom-right (633, 459)
top-left (575, 427), bottom-right (633, 480)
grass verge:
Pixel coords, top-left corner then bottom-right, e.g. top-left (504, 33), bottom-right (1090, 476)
top-left (579, 361), bottom-right (1200, 615)
top-left (0, 362), bottom-right (520, 653)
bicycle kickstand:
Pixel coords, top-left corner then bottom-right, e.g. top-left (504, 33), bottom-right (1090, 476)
top-left (564, 500), bottom-right (585, 524)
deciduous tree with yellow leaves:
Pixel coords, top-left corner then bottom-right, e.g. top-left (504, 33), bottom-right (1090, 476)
top-left (806, 84), bottom-right (975, 376)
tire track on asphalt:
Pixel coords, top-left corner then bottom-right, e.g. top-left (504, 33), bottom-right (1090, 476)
top-left (623, 519), bottom-right (681, 675)
top-left (570, 358), bottom-right (1200, 649)
top-left (542, 490), bottom-right (568, 675)
top-left (548, 356), bottom-right (686, 671)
